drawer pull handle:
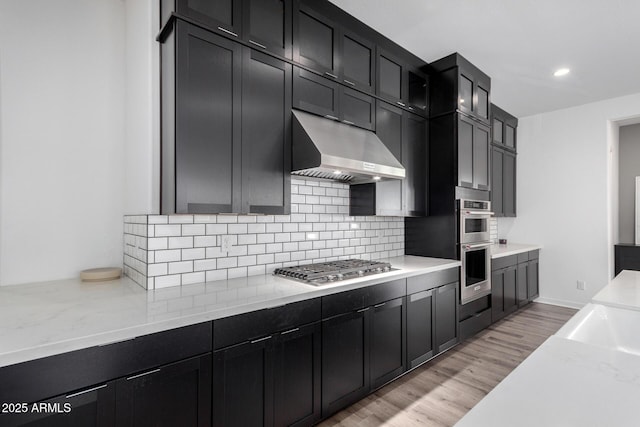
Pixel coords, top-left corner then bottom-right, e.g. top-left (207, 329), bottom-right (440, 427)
top-left (342, 120), bottom-right (355, 125)
top-left (396, 101), bottom-right (406, 107)
top-left (281, 327), bottom-right (300, 335)
top-left (343, 79), bottom-right (356, 86)
top-left (66, 384), bottom-right (107, 398)
top-left (127, 368), bottom-right (161, 381)
top-left (324, 114), bottom-right (339, 121)
top-left (325, 72), bottom-right (338, 79)
top-left (357, 307), bottom-right (370, 313)
top-left (374, 302), bottom-right (386, 308)
top-left (249, 40), bottom-right (267, 49)
top-left (217, 27), bottom-right (238, 37)
top-left (251, 335), bottom-right (272, 344)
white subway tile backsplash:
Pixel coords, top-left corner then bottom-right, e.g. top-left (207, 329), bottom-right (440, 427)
top-left (124, 180), bottom-right (404, 289)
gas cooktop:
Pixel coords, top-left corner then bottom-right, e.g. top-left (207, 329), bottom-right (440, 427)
top-left (273, 259), bottom-right (393, 285)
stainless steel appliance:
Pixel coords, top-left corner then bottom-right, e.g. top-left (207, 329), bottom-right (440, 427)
top-left (274, 259), bottom-right (393, 285)
top-left (459, 199), bottom-right (493, 304)
top-left (459, 199), bottom-right (493, 243)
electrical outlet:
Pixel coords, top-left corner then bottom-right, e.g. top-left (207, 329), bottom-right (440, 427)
top-left (221, 235), bottom-right (232, 253)
top-left (577, 280), bottom-right (586, 291)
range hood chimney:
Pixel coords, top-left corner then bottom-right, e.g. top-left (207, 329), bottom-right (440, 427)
top-left (291, 110), bottom-right (405, 184)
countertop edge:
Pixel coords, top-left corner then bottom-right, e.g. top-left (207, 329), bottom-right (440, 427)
top-left (490, 243), bottom-right (543, 259)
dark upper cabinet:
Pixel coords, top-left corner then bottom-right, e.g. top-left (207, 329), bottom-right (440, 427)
top-left (293, 1), bottom-right (339, 76)
top-left (430, 53), bottom-right (491, 124)
top-left (349, 102), bottom-right (427, 217)
top-left (116, 354), bottom-right (212, 427)
top-left (162, 0), bottom-right (292, 58)
top-left (491, 104), bottom-right (517, 217)
top-left (340, 30), bottom-right (375, 93)
top-left (241, 49), bottom-right (292, 214)
top-left (457, 114), bottom-right (490, 191)
top-left (162, 21), bottom-right (290, 214)
top-left (292, 67), bottom-right (375, 130)
top-left (376, 50), bottom-right (429, 115)
top-left (242, 0), bottom-right (292, 58)
top-left (491, 104), bottom-right (518, 152)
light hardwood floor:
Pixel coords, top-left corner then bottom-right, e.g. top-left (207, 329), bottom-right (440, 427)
top-left (318, 302), bottom-right (577, 427)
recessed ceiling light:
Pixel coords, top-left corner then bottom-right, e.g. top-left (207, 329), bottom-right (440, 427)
top-left (553, 68), bottom-right (570, 77)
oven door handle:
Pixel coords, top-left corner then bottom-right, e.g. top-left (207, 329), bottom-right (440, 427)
top-left (462, 242), bottom-right (492, 250)
top-left (463, 211), bottom-right (495, 216)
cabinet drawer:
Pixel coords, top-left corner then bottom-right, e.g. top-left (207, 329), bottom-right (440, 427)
top-left (322, 286), bottom-right (369, 319)
top-left (492, 254), bottom-right (517, 271)
top-left (0, 322), bottom-right (212, 404)
top-left (214, 298), bottom-right (321, 349)
top-left (517, 252), bottom-right (529, 264)
top-left (407, 268), bottom-right (458, 294)
top-left (369, 279), bottom-right (406, 306)
top-left (529, 250), bottom-right (539, 260)
top-left (459, 308), bottom-right (492, 340)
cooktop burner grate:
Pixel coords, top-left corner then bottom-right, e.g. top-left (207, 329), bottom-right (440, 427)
top-left (274, 259), bottom-right (393, 285)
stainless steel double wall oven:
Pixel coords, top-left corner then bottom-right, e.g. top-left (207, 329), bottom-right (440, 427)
top-left (458, 199), bottom-right (493, 304)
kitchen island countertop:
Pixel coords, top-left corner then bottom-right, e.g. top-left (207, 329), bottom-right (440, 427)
top-left (0, 255), bottom-right (459, 368)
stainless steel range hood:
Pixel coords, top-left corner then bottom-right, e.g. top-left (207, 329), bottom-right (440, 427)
top-left (291, 110), bottom-right (405, 184)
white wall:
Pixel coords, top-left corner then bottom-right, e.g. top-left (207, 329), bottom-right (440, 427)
top-left (0, 1), bottom-right (157, 286)
top-left (499, 92), bottom-right (640, 308)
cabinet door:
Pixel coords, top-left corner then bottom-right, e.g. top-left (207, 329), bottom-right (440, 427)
top-left (370, 297), bottom-right (406, 389)
top-left (406, 290), bottom-right (434, 369)
top-left (0, 382), bottom-right (116, 427)
top-left (340, 30), bottom-right (375, 93)
top-left (293, 2), bottom-right (338, 76)
top-left (243, 0), bottom-right (291, 58)
top-left (527, 258), bottom-right (539, 300)
top-left (493, 117), bottom-right (504, 145)
top-left (503, 151), bottom-right (516, 217)
top-left (340, 87), bottom-right (375, 130)
top-left (292, 67), bottom-right (339, 119)
top-left (242, 49), bottom-right (291, 214)
top-left (321, 310), bottom-right (370, 417)
top-left (517, 263), bottom-right (529, 308)
top-left (505, 123), bottom-right (516, 150)
top-left (377, 50), bottom-right (404, 105)
top-left (178, 0), bottom-right (242, 37)
top-left (458, 72), bottom-right (474, 116)
top-left (375, 101), bottom-right (404, 215)
top-left (491, 147), bottom-right (504, 216)
top-left (407, 69), bottom-right (428, 114)
top-left (491, 269), bottom-right (505, 322)
top-left (116, 354), bottom-right (212, 427)
top-left (476, 83), bottom-right (490, 121)
top-left (213, 340), bottom-right (274, 427)
top-left (434, 282), bottom-right (458, 354)
top-left (457, 114), bottom-right (474, 188)
top-left (403, 112), bottom-right (427, 216)
top-left (473, 123), bottom-right (490, 190)
top-left (175, 22), bottom-right (241, 213)
top-left (503, 266), bottom-right (518, 315)
top-left (273, 323), bottom-right (322, 427)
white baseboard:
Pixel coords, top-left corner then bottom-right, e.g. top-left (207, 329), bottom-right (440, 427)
top-left (533, 297), bottom-right (584, 310)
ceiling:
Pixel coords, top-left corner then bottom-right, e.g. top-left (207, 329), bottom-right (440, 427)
top-left (329, 0), bottom-right (640, 117)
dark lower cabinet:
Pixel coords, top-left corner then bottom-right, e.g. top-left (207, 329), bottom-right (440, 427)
top-left (614, 244), bottom-right (640, 275)
top-left (406, 289), bottom-right (434, 369)
top-left (213, 339), bottom-right (273, 427)
top-left (370, 297), bottom-right (406, 389)
top-left (116, 354), bottom-right (212, 427)
top-left (528, 256), bottom-right (539, 300)
top-left (517, 262), bottom-right (529, 308)
top-left (0, 382), bottom-right (116, 427)
top-left (321, 310), bottom-right (370, 417)
top-left (273, 323), bottom-right (322, 427)
top-left (434, 282), bottom-right (459, 353)
top-left (491, 265), bottom-right (517, 322)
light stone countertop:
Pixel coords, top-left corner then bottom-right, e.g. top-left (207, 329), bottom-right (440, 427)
top-left (592, 270), bottom-right (640, 311)
top-left (455, 335), bottom-right (640, 427)
top-left (0, 255), bottom-right (459, 368)
top-left (490, 242), bottom-right (542, 259)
